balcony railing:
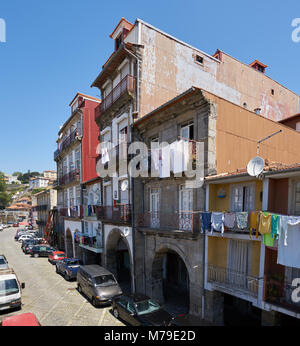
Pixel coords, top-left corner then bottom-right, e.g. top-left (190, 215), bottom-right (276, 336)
top-left (95, 74), bottom-right (135, 121)
top-left (264, 276), bottom-right (300, 313)
top-left (58, 169), bottom-right (80, 186)
top-left (59, 206), bottom-right (83, 218)
top-left (96, 205), bottom-right (131, 224)
top-left (54, 129), bottom-right (79, 160)
top-left (77, 234), bottom-right (102, 251)
top-left (137, 211), bottom-right (201, 232)
top-left (207, 264), bottom-right (259, 297)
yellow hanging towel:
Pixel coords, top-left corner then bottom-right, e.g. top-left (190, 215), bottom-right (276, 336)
top-left (259, 212), bottom-right (272, 235)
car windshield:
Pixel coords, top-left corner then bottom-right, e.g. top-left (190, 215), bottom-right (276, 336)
top-left (134, 299), bottom-right (160, 315)
top-left (94, 275), bottom-right (116, 286)
top-left (0, 279), bottom-right (19, 297)
top-left (67, 260), bottom-right (80, 266)
top-left (0, 259), bottom-right (6, 265)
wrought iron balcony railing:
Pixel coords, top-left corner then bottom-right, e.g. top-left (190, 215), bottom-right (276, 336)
top-left (54, 129), bottom-right (80, 160)
top-left (264, 276), bottom-right (300, 313)
top-left (58, 169), bottom-right (80, 186)
top-left (59, 206), bottom-right (83, 218)
top-left (96, 204), bottom-right (131, 224)
top-left (137, 211), bottom-right (201, 232)
top-left (207, 264), bottom-right (259, 297)
top-left (95, 74), bottom-right (135, 121)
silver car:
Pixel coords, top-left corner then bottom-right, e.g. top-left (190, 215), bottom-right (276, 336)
top-left (0, 255), bottom-right (9, 270)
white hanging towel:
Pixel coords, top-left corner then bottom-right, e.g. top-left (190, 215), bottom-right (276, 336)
top-left (151, 148), bottom-right (160, 172)
top-left (101, 147), bottom-right (110, 164)
top-left (211, 212), bottom-right (225, 234)
top-left (173, 140), bottom-right (189, 174)
top-left (277, 216), bottom-right (300, 269)
top-left (159, 145), bottom-right (170, 178)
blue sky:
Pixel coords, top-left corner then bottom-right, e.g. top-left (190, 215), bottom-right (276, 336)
top-left (0, 0), bottom-right (300, 175)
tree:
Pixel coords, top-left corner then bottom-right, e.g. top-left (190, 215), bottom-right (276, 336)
top-left (12, 171), bottom-right (22, 177)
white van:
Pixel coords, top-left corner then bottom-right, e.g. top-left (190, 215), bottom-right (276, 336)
top-left (0, 268), bottom-right (25, 311)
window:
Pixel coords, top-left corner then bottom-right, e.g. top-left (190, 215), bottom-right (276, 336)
top-left (115, 34), bottom-right (123, 51)
top-left (180, 121), bottom-right (194, 140)
top-left (254, 108), bottom-right (261, 115)
top-left (230, 183), bottom-right (255, 212)
top-left (75, 149), bottom-right (80, 171)
top-left (271, 89), bottom-right (275, 96)
top-left (293, 181), bottom-right (300, 215)
top-left (195, 55), bottom-right (204, 65)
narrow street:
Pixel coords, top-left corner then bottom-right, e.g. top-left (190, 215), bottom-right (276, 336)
top-left (0, 227), bottom-right (124, 326)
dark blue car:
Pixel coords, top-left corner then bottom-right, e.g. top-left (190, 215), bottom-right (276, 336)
top-left (55, 258), bottom-right (81, 281)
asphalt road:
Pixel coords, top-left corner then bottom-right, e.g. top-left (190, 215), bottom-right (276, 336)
top-left (0, 227), bottom-right (124, 326)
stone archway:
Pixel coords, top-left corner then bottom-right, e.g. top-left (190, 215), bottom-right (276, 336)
top-left (106, 228), bottom-right (133, 294)
top-left (65, 228), bottom-right (74, 258)
top-left (151, 247), bottom-right (191, 315)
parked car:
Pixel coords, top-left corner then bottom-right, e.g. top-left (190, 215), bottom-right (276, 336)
top-left (0, 255), bottom-right (9, 270)
top-left (77, 265), bottom-right (122, 307)
top-left (1, 313), bottom-right (41, 326)
top-left (24, 243), bottom-right (37, 255)
top-left (56, 258), bottom-right (81, 281)
top-left (0, 268), bottom-right (25, 312)
top-left (13, 223), bottom-right (19, 227)
top-left (112, 294), bottom-right (173, 326)
top-left (21, 239), bottom-right (40, 252)
top-left (48, 251), bottom-right (67, 265)
top-left (0, 225), bottom-right (3, 232)
top-left (14, 229), bottom-right (27, 241)
top-left (30, 245), bottom-right (55, 258)
top-left (18, 234), bottom-right (34, 243)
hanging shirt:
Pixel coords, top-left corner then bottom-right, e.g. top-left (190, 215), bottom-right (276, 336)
top-left (277, 216), bottom-right (300, 269)
top-left (236, 212), bottom-right (249, 230)
top-left (201, 212), bottom-right (211, 233)
top-left (211, 212), bottom-right (225, 234)
top-left (259, 212), bottom-right (272, 235)
top-left (250, 211), bottom-right (259, 238)
top-left (224, 213), bottom-right (235, 229)
top-left (263, 233), bottom-right (275, 247)
top-left (271, 214), bottom-right (280, 239)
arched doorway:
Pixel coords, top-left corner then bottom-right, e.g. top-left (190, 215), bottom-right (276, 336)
top-left (152, 249), bottom-right (190, 315)
top-left (65, 229), bottom-right (74, 258)
top-left (106, 229), bottom-right (132, 294)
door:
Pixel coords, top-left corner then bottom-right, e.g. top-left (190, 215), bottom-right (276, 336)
top-left (150, 189), bottom-right (160, 228)
top-left (179, 186), bottom-right (193, 230)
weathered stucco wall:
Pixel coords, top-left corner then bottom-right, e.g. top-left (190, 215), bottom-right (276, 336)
top-left (204, 92), bottom-right (300, 174)
top-left (216, 53), bottom-right (299, 121)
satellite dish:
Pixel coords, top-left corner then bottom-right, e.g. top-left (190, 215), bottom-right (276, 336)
top-left (121, 180), bottom-right (128, 192)
top-left (247, 156), bottom-right (265, 177)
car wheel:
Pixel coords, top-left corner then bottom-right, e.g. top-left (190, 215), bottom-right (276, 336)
top-left (55, 266), bottom-right (59, 273)
top-left (78, 284), bottom-right (82, 293)
top-left (65, 272), bottom-right (70, 281)
top-left (113, 307), bottom-right (119, 319)
top-left (92, 297), bottom-right (97, 307)
top-left (34, 253), bottom-right (39, 258)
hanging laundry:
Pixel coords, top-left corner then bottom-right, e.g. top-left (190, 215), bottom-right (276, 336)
top-left (101, 147), bottom-right (110, 164)
top-left (278, 215), bottom-right (288, 246)
top-left (271, 214), bottom-right (280, 239)
top-left (263, 233), bottom-right (275, 247)
top-left (224, 212), bottom-right (235, 229)
top-left (201, 212), bottom-right (211, 233)
top-left (277, 216), bottom-right (300, 269)
top-left (250, 211), bottom-right (259, 238)
top-left (259, 212), bottom-right (272, 234)
top-left (236, 212), bottom-right (249, 230)
top-left (211, 212), bottom-right (225, 234)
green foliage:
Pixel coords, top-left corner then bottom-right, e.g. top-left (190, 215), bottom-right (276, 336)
top-left (17, 171), bottom-right (41, 184)
top-left (12, 171), bottom-right (22, 177)
top-left (32, 188), bottom-right (46, 195)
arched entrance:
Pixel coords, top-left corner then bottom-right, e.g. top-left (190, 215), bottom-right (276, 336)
top-left (152, 249), bottom-right (190, 315)
top-left (106, 229), bottom-right (132, 294)
top-left (65, 229), bottom-right (74, 258)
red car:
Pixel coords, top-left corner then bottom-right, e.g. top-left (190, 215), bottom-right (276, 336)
top-left (1, 313), bottom-right (41, 326)
top-left (48, 251), bottom-right (67, 265)
top-left (13, 223), bottom-right (19, 227)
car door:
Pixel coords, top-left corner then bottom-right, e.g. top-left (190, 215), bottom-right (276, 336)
top-left (116, 297), bottom-right (129, 320)
top-left (126, 301), bottom-right (139, 326)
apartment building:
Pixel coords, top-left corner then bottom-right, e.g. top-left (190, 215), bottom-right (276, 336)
top-left (43, 170), bottom-right (57, 181)
top-left (35, 188), bottom-right (57, 238)
top-left (29, 176), bottom-right (50, 189)
top-left (91, 17), bottom-right (300, 301)
top-left (54, 92), bottom-right (101, 258)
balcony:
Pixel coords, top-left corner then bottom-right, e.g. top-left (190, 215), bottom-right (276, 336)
top-left (58, 169), bottom-right (80, 186)
top-left (77, 234), bottom-right (103, 253)
top-left (59, 206), bottom-right (83, 218)
top-left (207, 264), bottom-right (259, 298)
top-left (264, 276), bottom-right (300, 314)
top-left (54, 129), bottom-right (80, 161)
top-left (137, 211), bottom-right (201, 233)
top-left (96, 205), bottom-right (131, 224)
top-left (95, 74), bottom-right (135, 121)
